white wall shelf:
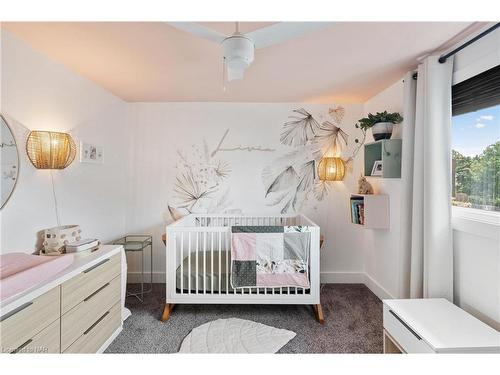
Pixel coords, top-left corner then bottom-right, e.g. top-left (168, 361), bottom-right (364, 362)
top-left (350, 194), bottom-right (390, 229)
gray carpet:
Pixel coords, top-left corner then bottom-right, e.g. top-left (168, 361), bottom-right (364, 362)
top-left (105, 283), bottom-right (383, 353)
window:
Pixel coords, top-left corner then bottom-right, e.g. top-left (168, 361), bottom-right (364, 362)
top-left (451, 65), bottom-right (500, 212)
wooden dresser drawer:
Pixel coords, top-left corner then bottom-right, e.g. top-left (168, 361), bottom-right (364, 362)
top-left (0, 287), bottom-right (60, 352)
top-left (64, 302), bottom-right (121, 353)
top-left (61, 274), bottom-right (120, 351)
top-left (383, 304), bottom-right (434, 353)
top-left (10, 319), bottom-right (60, 354)
top-left (61, 253), bottom-right (120, 314)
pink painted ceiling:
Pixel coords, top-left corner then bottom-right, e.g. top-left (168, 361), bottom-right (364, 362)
top-left (2, 22), bottom-right (481, 103)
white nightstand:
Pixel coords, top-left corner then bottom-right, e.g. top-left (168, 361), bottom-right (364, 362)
top-left (383, 298), bottom-right (500, 353)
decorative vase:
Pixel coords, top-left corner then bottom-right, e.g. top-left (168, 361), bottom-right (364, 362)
top-left (371, 122), bottom-right (394, 141)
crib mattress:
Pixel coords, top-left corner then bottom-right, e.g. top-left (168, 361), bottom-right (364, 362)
top-left (175, 251), bottom-right (310, 293)
top-left (176, 251), bottom-right (231, 292)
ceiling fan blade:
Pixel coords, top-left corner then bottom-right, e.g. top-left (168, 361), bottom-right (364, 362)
top-left (166, 22), bottom-right (227, 44)
top-left (247, 22), bottom-right (333, 49)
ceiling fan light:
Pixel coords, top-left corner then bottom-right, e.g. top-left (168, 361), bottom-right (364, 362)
top-left (222, 36), bottom-right (254, 82)
top-left (226, 57), bottom-right (248, 81)
top-left (227, 66), bottom-right (245, 81)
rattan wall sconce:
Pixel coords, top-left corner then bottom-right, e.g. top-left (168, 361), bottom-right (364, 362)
top-left (26, 131), bottom-right (76, 169)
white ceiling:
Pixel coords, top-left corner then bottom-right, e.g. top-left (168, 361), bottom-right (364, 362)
top-left (2, 22), bottom-right (481, 103)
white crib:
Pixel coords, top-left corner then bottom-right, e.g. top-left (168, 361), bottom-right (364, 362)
top-left (162, 213), bottom-right (323, 322)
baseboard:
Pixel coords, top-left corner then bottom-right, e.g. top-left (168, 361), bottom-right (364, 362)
top-left (320, 271), bottom-right (365, 284)
top-left (127, 270), bottom-right (396, 300)
top-left (363, 273), bottom-right (396, 300)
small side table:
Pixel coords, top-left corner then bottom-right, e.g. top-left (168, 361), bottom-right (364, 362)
top-left (114, 235), bottom-right (153, 302)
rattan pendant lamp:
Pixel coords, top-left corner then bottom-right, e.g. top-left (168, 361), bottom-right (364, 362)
top-left (318, 156), bottom-right (345, 181)
top-left (317, 136), bottom-right (346, 182)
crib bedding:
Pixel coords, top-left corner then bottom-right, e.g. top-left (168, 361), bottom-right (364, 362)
top-left (230, 226), bottom-right (310, 289)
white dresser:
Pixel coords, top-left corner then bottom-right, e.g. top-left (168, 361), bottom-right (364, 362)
top-left (383, 299), bottom-right (500, 353)
top-left (0, 245), bottom-right (126, 354)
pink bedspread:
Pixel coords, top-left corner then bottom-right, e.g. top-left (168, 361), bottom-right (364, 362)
top-left (0, 253), bottom-right (74, 301)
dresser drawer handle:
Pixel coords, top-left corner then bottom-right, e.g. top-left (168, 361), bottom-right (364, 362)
top-left (84, 311), bottom-right (110, 335)
top-left (11, 339), bottom-right (33, 354)
top-left (84, 283), bottom-right (110, 302)
top-left (389, 310), bottom-right (422, 340)
top-left (0, 301), bottom-right (34, 322)
top-left (83, 258), bottom-right (110, 273)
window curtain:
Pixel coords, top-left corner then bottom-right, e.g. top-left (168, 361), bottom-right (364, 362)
top-left (400, 55), bottom-right (454, 301)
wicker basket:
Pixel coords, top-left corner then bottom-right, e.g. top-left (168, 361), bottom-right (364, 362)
top-left (42, 225), bottom-right (82, 255)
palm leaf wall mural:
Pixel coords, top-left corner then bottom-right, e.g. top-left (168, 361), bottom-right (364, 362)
top-left (174, 170), bottom-right (217, 210)
top-left (169, 128), bottom-right (276, 220)
top-left (263, 165), bottom-right (300, 197)
top-left (296, 160), bottom-right (316, 193)
top-left (313, 180), bottom-right (330, 201)
top-left (280, 108), bottom-right (321, 146)
top-left (329, 106), bottom-right (346, 124)
top-left (264, 105), bottom-right (355, 213)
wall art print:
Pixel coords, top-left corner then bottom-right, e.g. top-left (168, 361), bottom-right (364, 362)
top-left (80, 141), bottom-right (104, 164)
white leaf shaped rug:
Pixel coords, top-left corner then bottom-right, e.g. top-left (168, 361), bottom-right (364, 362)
top-left (179, 318), bottom-right (296, 353)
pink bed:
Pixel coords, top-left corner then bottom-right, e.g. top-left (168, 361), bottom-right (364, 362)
top-left (0, 253), bottom-right (74, 300)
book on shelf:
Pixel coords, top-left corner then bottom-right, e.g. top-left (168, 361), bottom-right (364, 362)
top-left (350, 196), bottom-right (365, 225)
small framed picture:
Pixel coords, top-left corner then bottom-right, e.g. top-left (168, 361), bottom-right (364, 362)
top-left (371, 160), bottom-right (383, 176)
top-left (80, 142), bottom-right (104, 164)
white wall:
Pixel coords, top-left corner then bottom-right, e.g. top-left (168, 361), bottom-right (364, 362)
top-left (125, 102), bottom-right (365, 281)
top-left (362, 80), bottom-right (405, 299)
top-left (0, 30), bottom-right (129, 252)
top-left (453, 228), bottom-right (499, 330)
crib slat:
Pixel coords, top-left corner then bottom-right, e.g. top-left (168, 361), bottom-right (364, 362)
top-left (226, 231), bottom-right (229, 294)
top-left (186, 233), bottom-right (190, 294)
top-left (211, 232), bottom-right (214, 294)
top-left (195, 232), bottom-right (199, 294)
top-left (218, 231), bottom-right (222, 294)
top-left (172, 232), bottom-right (177, 296)
top-left (203, 231), bottom-right (207, 294)
top-left (180, 231), bottom-right (183, 295)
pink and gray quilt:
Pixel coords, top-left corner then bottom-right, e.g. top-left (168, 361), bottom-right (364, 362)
top-left (230, 226), bottom-right (310, 289)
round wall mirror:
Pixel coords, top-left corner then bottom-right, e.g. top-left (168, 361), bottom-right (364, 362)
top-left (1, 114), bottom-right (19, 209)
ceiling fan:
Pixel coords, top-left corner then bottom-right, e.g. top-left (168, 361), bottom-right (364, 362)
top-left (166, 22), bottom-right (332, 82)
